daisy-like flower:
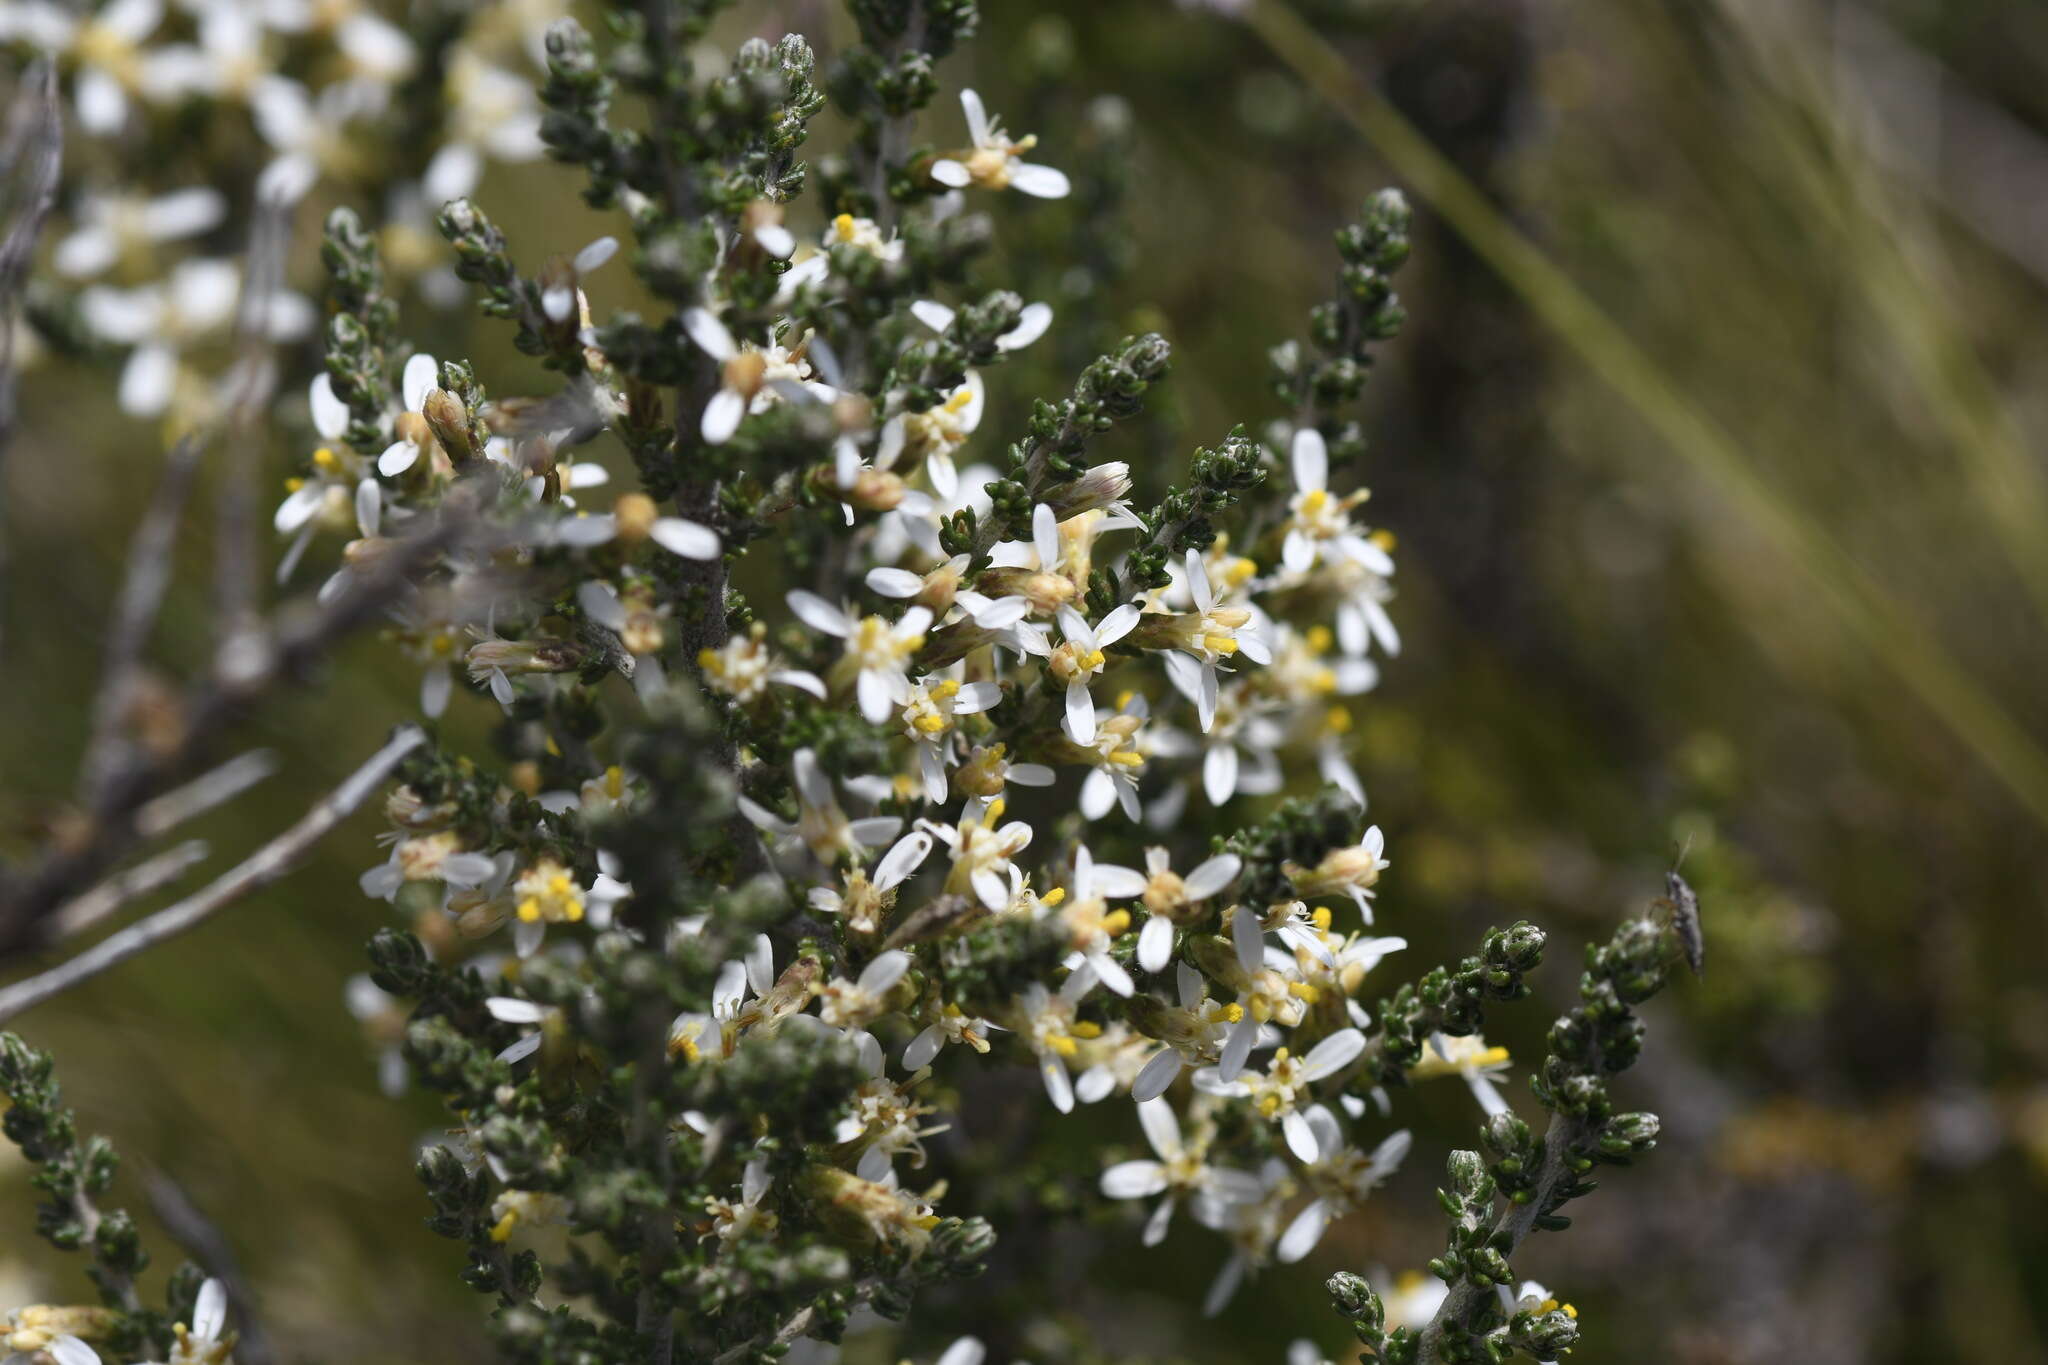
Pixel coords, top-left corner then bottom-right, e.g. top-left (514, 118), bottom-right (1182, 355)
top-left (1274, 1106), bottom-right (1411, 1263)
top-left (683, 309), bottom-right (835, 444)
top-left (275, 373), bottom-right (381, 580)
top-left (946, 741), bottom-right (1057, 808)
top-left (488, 1188), bottom-right (571, 1243)
top-left (1208, 1028), bottom-right (1368, 1163)
top-left (1051, 843), bottom-right (1148, 997)
top-left (250, 74), bottom-right (389, 203)
top-left (902, 998), bottom-right (1000, 1070)
top-left (375, 352), bottom-right (444, 476)
top-left (0, 1327), bottom-right (101, 1364)
top-left (1197, 1156), bottom-right (1292, 1317)
top-left (1015, 967), bottom-right (1100, 1113)
top-left (421, 50), bottom-right (545, 203)
top-left (877, 372), bottom-right (983, 499)
top-left (81, 258), bottom-right (309, 417)
top-left (918, 798), bottom-right (1033, 911)
top-left (1141, 551), bottom-right (1272, 733)
top-left (53, 187), bottom-right (226, 280)
top-left (1382, 1268), bottom-right (1451, 1330)
top-left (1028, 604), bottom-right (1140, 745)
top-left (1279, 428), bottom-right (1396, 578)
top-left (359, 830), bottom-right (499, 901)
top-left (815, 950), bottom-right (913, 1032)
top-left (1131, 963), bottom-right (1251, 1101)
top-left (1133, 847), bottom-right (1242, 973)
top-left (1495, 1279), bottom-right (1576, 1364)
top-left (2, 0), bottom-right (163, 136)
top-left (930, 89), bottom-right (1071, 198)
top-left (834, 1030), bottom-right (947, 1181)
top-left (1064, 693), bottom-right (1154, 822)
top-left (696, 621), bottom-right (826, 705)
top-left (807, 830), bottom-right (930, 936)
top-left (786, 592), bottom-right (932, 725)
top-left (1286, 825), bottom-right (1389, 922)
top-left (1100, 1096), bottom-right (1264, 1246)
top-left (898, 674), bottom-right (1002, 803)
top-left (738, 748), bottom-right (903, 866)
top-left (1409, 1033), bottom-right (1513, 1117)
top-left (821, 211), bottom-right (901, 263)
top-left (703, 1159), bottom-right (776, 1245)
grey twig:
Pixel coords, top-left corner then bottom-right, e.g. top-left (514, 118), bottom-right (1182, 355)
top-left (47, 840), bottom-right (210, 942)
top-left (133, 749), bottom-right (281, 839)
top-left (0, 727), bottom-right (425, 1024)
top-left (145, 1170), bottom-right (279, 1365)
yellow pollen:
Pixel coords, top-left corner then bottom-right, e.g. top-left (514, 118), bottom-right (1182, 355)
top-left (1101, 909), bottom-right (1131, 936)
top-left (1107, 751), bottom-right (1144, 767)
top-left (490, 1212), bottom-right (518, 1242)
top-left (1222, 1003), bottom-right (1244, 1023)
top-left (517, 898), bottom-right (542, 923)
top-left (1288, 981), bottom-right (1321, 1003)
top-left (833, 213), bottom-right (856, 240)
top-left (1306, 625), bottom-right (1335, 653)
top-left (1046, 1035), bottom-right (1078, 1057)
top-left (1203, 634), bottom-right (1239, 655)
top-left (1370, 529), bottom-right (1396, 551)
top-left (1257, 1094), bottom-right (1280, 1117)
top-left (985, 798), bottom-right (1006, 824)
top-left (430, 632), bottom-right (455, 656)
top-left (313, 447), bottom-right (338, 470)
top-left (284, 476), bottom-right (305, 492)
top-left (1040, 887), bottom-right (1066, 906)
top-left (1311, 906), bottom-right (1332, 931)
top-left (1301, 488), bottom-right (1329, 514)
top-left (1325, 706), bottom-right (1354, 735)
top-left (1273, 1047), bottom-right (1291, 1062)
top-left (931, 679), bottom-right (960, 699)
top-left (914, 715), bottom-right (948, 735)
top-left (606, 765), bottom-right (624, 798)
top-left (1476, 1046), bottom-right (1511, 1066)
top-left (1069, 1021), bottom-right (1102, 1039)
top-left (544, 733), bottom-right (562, 757)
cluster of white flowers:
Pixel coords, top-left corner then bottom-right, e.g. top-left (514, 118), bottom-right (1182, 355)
top-left (3, 1278), bottom-right (234, 1365)
top-left (2, 0), bottom-right (555, 424)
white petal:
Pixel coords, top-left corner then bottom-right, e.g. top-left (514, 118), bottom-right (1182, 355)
top-left (1219, 1015), bottom-right (1257, 1081)
top-left (786, 590), bottom-right (850, 637)
top-left (421, 663), bottom-right (453, 718)
top-left (1182, 854), bottom-right (1241, 901)
top-left (996, 301), bottom-right (1053, 351)
top-left (49, 1335), bottom-right (102, 1365)
top-left (700, 388), bottom-right (746, 444)
top-left (273, 482), bottom-right (325, 534)
top-left (1100, 1159), bottom-right (1169, 1199)
top-left (486, 997), bottom-right (546, 1023)
top-left (1301, 1028), bottom-right (1366, 1081)
top-left (192, 1279), bottom-right (228, 1340)
top-left (1131, 1049), bottom-right (1182, 1104)
top-left (1232, 907), bottom-right (1263, 976)
top-left (577, 580), bottom-right (629, 630)
top-left (768, 669), bottom-right (827, 698)
top-left (960, 88), bottom-right (991, 145)
top-left (931, 158), bottom-right (971, 187)
top-left (865, 566), bottom-right (923, 598)
top-left (379, 439), bottom-right (420, 477)
top-left (683, 306), bottom-right (736, 360)
top-left (1204, 744), bottom-right (1239, 807)
top-left (903, 1024), bottom-right (944, 1071)
top-left (857, 949), bottom-right (911, 995)
top-left (1008, 762), bottom-right (1055, 787)
top-left (1276, 1198), bottom-right (1331, 1264)
top-left (1291, 427), bottom-right (1328, 493)
top-left (652, 516), bottom-right (721, 560)
top-left (936, 1339), bottom-right (986, 1365)
top-left (401, 353), bottom-right (439, 412)
top-left (1282, 1109), bottom-right (1320, 1163)
top-left (1063, 680), bottom-right (1096, 745)
top-left (574, 236), bottom-right (619, 272)
top-left (1137, 915), bottom-right (1174, 973)
top-left (754, 223), bottom-right (795, 259)
top-left (1142, 1193), bottom-right (1178, 1246)
top-left (910, 299), bottom-right (955, 333)
top-left (119, 344), bottom-right (177, 417)
top-left (1009, 163), bottom-right (1071, 198)
top-left (1090, 863), bottom-right (1148, 899)
top-left (873, 832), bottom-right (932, 891)
top-left (310, 372), bottom-right (351, 439)
top-left (1041, 1055), bottom-right (1074, 1113)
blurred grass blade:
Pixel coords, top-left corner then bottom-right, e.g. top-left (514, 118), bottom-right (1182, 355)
top-left (1245, 0), bottom-right (2048, 829)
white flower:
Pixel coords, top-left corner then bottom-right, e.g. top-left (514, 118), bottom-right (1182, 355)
top-left (1382, 1268), bottom-right (1451, 1330)
top-left (1015, 967), bottom-right (1099, 1113)
top-left (422, 51), bottom-right (545, 203)
top-left (897, 674), bottom-right (1002, 803)
top-left (695, 624), bottom-right (824, 704)
top-left (1100, 1097), bottom-right (1264, 1246)
top-left (1205, 1028), bottom-right (1368, 1162)
top-left (918, 799), bottom-right (1033, 911)
top-left (815, 950), bottom-right (913, 1032)
top-left (1133, 847), bottom-right (1241, 973)
top-left (1274, 1107), bottom-right (1411, 1263)
top-left (1029, 603), bottom-right (1139, 745)
top-left (376, 352), bottom-right (442, 475)
top-left (703, 1158), bottom-right (776, 1244)
top-left (345, 973), bottom-right (409, 1097)
top-left (930, 89), bottom-right (1071, 198)
top-left (5, 0), bottom-right (163, 135)
top-left (53, 187), bottom-right (225, 280)
top-left (684, 309), bottom-right (835, 444)
top-left (1410, 1033), bottom-right (1514, 1117)
top-left (902, 1000), bottom-right (1000, 1071)
top-left (1, 1333), bottom-right (101, 1365)
top-left (786, 592), bottom-right (932, 724)
top-left (166, 1274), bottom-right (232, 1364)
top-left (877, 372), bottom-right (984, 499)
top-left (1074, 695), bottom-right (1154, 823)
top-left (1155, 550), bottom-right (1272, 733)
top-left (1196, 1157), bottom-right (1292, 1316)
top-left (1287, 826), bottom-right (1389, 922)
top-left (1053, 843), bottom-right (1148, 997)
top-left (250, 74), bottom-right (389, 202)
top-left (738, 748), bottom-right (903, 866)
top-left (1132, 963), bottom-right (1253, 1102)
top-left (81, 258), bottom-right (307, 417)
top-left (1280, 428), bottom-right (1396, 580)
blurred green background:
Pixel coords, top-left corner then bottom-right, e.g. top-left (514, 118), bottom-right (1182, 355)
top-left (5, 0), bottom-right (2048, 1360)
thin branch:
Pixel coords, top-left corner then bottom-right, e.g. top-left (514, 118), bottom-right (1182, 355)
top-left (47, 840), bottom-right (210, 943)
top-left (133, 750), bottom-right (281, 839)
top-left (708, 1279), bottom-right (881, 1365)
top-left (145, 1170), bottom-right (279, 1365)
top-left (0, 727), bottom-right (425, 1024)
top-left (79, 433), bottom-right (209, 805)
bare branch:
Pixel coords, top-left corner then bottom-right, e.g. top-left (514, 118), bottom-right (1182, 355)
top-left (0, 726), bottom-right (425, 1024)
top-left (145, 1170), bottom-right (279, 1365)
top-left (48, 840), bottom-right (210, 943)
top-left (133, 749), bottom-right (281, 840)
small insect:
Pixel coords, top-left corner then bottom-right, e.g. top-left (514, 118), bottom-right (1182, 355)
top-left (1661, 869), bottom-right (1705, 978)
